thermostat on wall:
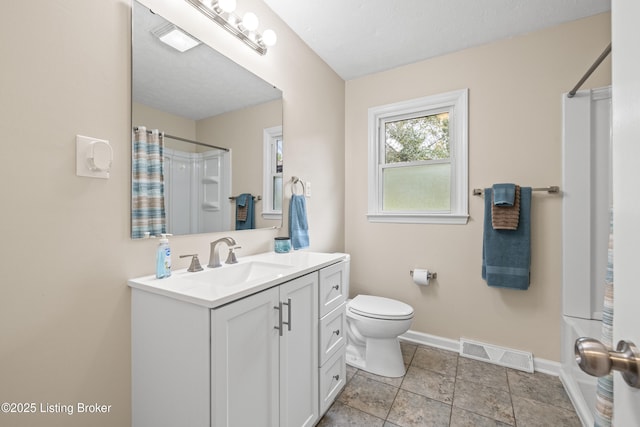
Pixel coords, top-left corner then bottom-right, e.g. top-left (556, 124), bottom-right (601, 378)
top-left (76, 135), bottom-right (113, 179)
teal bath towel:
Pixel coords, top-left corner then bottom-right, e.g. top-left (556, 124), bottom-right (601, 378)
top-left (482, 187), bottom-right (531, 290)
top-left (235, 193), bottom-right (255, 230)
top-left (289, 194), bottom-right (309, 249)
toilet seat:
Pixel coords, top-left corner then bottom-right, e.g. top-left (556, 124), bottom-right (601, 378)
top-left (348, 295), bottom-right (414, 320)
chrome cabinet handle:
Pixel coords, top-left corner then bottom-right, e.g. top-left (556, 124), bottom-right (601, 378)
top-left (333, 374), bottom-right (340, 381)
top-left (333, 329), bottom-right (340, 336)
top-left (282, 298), bottom-right (292, 332)
top-left (575, 337), bottom-right (640, 388)
top-left (274, 302), bottom-right (283, 337)
top-left (332, 284), bottom-right (340, 290)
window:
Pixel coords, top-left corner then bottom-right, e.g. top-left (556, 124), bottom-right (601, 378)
top-left (263, 126), bottom-right (283, 220)
top-left (367, 89), bottom-right (468, 224)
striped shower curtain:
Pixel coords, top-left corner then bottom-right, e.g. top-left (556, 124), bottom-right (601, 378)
top-left (594, 208), bottom-right (614, 426)
top-left (132, 126), bottom-right (166, 239)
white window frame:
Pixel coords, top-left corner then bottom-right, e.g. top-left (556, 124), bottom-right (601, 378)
top-left (367, 89), bottom-right (469, 224)
top-left (262, 125), bottom-right (283, 220)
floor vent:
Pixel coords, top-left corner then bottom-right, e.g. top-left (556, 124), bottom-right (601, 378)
top-left (459, 338), bottom-right (534, 373)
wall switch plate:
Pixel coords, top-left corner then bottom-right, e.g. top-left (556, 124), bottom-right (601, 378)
top-left (76, 135), bottom-right (112, 179)
top-left (305, 181), bottom-right (311, 197)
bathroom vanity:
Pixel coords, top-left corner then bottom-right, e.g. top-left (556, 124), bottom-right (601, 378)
top-left (129, 251), bottom-right (349, 427)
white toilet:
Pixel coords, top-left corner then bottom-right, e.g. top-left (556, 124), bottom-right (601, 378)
top-left (346, 295), bottom-right (414, 377)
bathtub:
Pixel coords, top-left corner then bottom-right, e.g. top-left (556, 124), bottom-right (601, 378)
top-left (560, 315), bottom-right (600, 426)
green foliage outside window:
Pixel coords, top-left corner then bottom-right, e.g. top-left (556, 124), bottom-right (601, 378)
top-left (385, 112), bottom-right (449, 164)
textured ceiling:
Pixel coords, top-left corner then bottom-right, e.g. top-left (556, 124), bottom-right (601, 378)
top-left (132, 0), bottom-right (611, 119)
top-left (132, 1), bottom-right (281, 121)
top-left (263, 0), bottom-right (611, 80)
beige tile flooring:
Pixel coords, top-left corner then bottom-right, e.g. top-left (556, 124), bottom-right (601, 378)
top-left (318, 342), bottom-right (582, 427)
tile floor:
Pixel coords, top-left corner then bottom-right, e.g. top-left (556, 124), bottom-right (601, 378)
top-left (318, 342), bottom-right (582, 427)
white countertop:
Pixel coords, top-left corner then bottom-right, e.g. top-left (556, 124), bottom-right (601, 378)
top-left (128, 251), bottom-right (349, 308)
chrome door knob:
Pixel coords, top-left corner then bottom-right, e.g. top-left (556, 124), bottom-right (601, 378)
top-left (575, 337), bottom-right (640, 388)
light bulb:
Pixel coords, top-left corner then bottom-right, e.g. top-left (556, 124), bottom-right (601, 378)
top-left (262, 29), bottom-right (277, 47)
top-left (242, 12), bottom-right (259, 31)
top-left (218, 0), bottom-right (236, 13)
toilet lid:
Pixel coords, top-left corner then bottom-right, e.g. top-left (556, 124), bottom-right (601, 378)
top-left (348, 295), bottom-right (414, 320)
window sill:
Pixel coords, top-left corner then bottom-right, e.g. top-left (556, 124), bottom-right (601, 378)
top-left (366, 213), bottom-right (469, 225)
top-left (262, 212), bottom-right (282, 221)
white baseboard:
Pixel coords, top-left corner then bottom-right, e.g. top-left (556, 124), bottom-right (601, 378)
top-left (533, 357), bottom-right (561, 376)
top-left (400, 329), bottom-right (459, 352)
top-left (399, 329), bottom-right (561, 376)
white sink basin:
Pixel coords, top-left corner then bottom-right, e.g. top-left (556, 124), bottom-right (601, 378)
top-left (184, 261), bottom-right (295, 288)
top-left (128, 251), bottom-right (349, 308)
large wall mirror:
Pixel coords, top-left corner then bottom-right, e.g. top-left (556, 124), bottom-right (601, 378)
top-left (131, 0), bottom-right (283, 239)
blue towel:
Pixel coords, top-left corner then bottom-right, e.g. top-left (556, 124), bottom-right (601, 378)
top-left (482, 187), bottom-right (531, 290)
top-left (492, 183), bottom-right (516, 206)
top-left (289, 194), bottom-right (309, 249)
top-left (235, 193), bottom-right (255, 230)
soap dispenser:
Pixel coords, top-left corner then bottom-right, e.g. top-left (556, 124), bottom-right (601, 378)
top-left (156, 234), bottom-right (172, 279)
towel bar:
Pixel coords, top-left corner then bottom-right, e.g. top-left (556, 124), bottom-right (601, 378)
top-left (472, 186), bottom-right (559, 196)
top-left (291, 176), bottom-right (305, 195)
top-left (229, 195), bottom-right (262, 201)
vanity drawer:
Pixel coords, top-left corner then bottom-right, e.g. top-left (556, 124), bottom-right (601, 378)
top-left (320, 303), bottom-right (347, 365)
top-left (319, 261), bottom-right (348, 317)
top-left (319, 347), bottom-right (346, 414)
top-left (319, 303), bottom-right (346, 365)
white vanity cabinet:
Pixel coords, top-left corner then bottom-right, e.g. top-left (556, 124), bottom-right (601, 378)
top-left (212, 272), bottom-right (318, 427)
top-left (130, 253), bottom-right (350, 427)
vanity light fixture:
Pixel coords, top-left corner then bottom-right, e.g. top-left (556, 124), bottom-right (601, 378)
top-left (241, 12), bottom-right (259, 32)
top-left (185, 0), bottom-right (277, 55)
top-left (152, 23), bottom-right (201, 52)
top-left (217, 0), bottom-right (236, 13)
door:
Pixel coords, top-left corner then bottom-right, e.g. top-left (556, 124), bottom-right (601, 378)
top-left (212, 288), bottom-right (280, 426)
top-left (612, 0), bottom-right (640, 423)
top-left (280, 273), bottom-right (319, 427)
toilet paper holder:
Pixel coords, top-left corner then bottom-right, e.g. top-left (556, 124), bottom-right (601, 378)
top-left (410, 270), bottom-right (437, 279)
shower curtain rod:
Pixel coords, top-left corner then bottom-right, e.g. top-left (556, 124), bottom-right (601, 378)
top-left (567, 43), bottom-right (612, 98)
top-left (133, 127), bottom-right (230, 152)
top-left (164, 134), bottom-right (229, 152)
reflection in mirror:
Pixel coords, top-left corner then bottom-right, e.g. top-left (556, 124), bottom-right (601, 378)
top-left (131, 0), bottom-right (283, 239)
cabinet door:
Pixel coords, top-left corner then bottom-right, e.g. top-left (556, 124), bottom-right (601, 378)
top-left (280, 273), bottom-right (319, 427)
top-left (212, 287), bottom-right (280, 427)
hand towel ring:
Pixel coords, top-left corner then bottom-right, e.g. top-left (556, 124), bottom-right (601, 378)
top-left (291, 176), bottom-right (305, 196)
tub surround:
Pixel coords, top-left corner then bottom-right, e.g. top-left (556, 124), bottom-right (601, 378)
top-left (560, 316), bottom-right (600, 426)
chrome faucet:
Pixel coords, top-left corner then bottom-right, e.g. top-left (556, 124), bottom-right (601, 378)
top-left (208, 237), bottom-right (238, 268)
